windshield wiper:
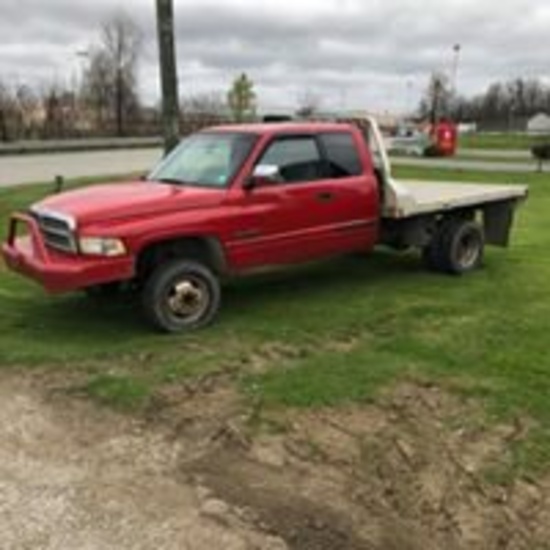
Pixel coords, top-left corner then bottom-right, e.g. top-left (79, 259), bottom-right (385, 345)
top-left (153, 177), bottom-right (188, 186)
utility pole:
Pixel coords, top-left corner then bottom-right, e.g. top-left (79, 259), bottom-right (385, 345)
top-left (156, 0), bottom-right (179, 155)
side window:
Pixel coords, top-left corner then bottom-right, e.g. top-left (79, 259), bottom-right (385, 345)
top-left (319, 132), bottom-right (363, 178)
top-left (257, 137), bottom-right (324, 183)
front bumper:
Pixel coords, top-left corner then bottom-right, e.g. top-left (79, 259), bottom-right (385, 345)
top-left (1, 213), bottom-right (135, 293)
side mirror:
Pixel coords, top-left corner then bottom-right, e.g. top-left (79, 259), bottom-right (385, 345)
top-left (244, 164), bottom-right (281, 191)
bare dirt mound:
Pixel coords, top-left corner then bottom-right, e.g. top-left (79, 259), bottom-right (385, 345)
top-left (1, 370), bottom-right (549, 550)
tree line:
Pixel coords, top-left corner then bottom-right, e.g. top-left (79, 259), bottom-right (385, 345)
top-left (0, 12), bottom-right (145, 142)
top-left (419, 72), bottom-right (550, 130)
top-left (3, 8), bottom-right (548, 142)
top-left (0, 11), bottom-right (260, 142)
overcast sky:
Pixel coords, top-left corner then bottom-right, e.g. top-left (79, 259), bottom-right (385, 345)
top-left (1, 0), bottom-right (549, 113)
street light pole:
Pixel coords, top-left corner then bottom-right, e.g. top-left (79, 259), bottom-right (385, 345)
top-left (405, 79), bottom-right (413, 116)
top-left (75, 50), bottom-right (90, 97)
top-left (451, 43), bottom-right (461, 95)
top-left (156, 0), bottom-right (180, 155)
top-left (450, 44), bottom-right (461, 121)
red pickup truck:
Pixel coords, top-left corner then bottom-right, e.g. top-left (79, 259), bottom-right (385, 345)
top-left (2, 118), bottom-right (527, 332)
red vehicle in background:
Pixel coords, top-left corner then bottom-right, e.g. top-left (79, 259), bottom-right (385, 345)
top-left (386, 119), bottom-right (458, 158)
top-left (425, 119), bottom-right (458, 157)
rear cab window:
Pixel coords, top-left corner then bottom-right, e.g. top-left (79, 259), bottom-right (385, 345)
top-left (319, 132), bottom-right (363, 178)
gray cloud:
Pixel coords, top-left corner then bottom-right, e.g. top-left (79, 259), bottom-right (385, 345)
top-left (1, 0), bottom-right (548, 112)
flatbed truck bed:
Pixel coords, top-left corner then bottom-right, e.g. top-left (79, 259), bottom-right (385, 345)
top-left (384, 179), bottom-right (528, 219)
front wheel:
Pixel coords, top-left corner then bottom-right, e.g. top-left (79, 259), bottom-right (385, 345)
top-left (142, 259), bottom-right (221, 333)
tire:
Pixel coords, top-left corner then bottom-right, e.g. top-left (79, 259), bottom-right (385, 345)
top-left (141, 259), bottom-right (221, 333)
top-left (425, 219), bottom-right (484, 275)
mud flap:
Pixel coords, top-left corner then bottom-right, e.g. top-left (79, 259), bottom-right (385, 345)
top-left (483, 200), bottom-right (518, 247)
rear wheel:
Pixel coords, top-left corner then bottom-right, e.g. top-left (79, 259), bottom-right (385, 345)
top-left (141, 259), bottom-right (221, 332)
top-left (423, 219), bottom-right (484, 275)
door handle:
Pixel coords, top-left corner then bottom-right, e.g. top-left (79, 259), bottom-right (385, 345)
top-left (317, 191), bottom-right (334, 202)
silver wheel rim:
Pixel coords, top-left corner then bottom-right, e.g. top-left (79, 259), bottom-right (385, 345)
top-left (457, 232), bottom-right (480, 269)
top-left (166, 276), bottom-right (209, 323)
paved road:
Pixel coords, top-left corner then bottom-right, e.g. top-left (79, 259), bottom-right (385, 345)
top-left (0, 136), bottom-right (162, 156)
top-left (0, 147), bottom-right (546, 188)
top-left (0, 148), bottom-right (163, 187)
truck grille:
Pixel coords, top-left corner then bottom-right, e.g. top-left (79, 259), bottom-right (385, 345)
top-left (31, 209), bottom-right (77, 253)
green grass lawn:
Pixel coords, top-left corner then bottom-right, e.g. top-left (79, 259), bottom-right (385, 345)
top-left (392, 151), bottom-right (538, 166)
top-left (455, 153), bottom-right (534, 164)
top-left (460, 132), bottom-right (549, 151)
top-left (1, 167), bottom-right (550, 475)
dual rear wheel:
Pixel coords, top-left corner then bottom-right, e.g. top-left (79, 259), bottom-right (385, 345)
top-left (422, 219), bottom-right (484, 275)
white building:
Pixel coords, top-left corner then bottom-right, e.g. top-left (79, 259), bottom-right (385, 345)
top-left (527, 112), bottom-right (550, 134)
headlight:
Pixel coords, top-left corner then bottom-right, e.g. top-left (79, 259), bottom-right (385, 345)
top-left (79, 237), bottom-right (127, 257)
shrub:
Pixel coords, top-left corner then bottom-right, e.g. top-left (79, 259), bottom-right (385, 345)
top-left (532, 143), bottom-right (550, 160)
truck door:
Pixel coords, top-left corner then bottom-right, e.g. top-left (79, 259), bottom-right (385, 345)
top-left (317, 131), bottom-right (379, 246)
top-left (226, 132), bottom-right (378, 269)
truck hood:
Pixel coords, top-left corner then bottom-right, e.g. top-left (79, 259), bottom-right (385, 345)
top-left (34, 180), bottom-right (225, 225)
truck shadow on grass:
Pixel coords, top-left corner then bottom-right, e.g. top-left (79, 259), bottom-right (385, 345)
top-left (222, 251), bottom-right (429, 315)
top-left (5, 250), bottom-right (427, 339)
top-left (1, 248), bottom-right (480, 369)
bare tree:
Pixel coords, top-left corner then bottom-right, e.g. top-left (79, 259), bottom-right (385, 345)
top-left (82, 10), bottom-right (143, 136)
top-left (296, 89), bottom-right (322, 118)
top-left (0, 81), bottom-right (15, 141)
top-left (14, 83), bottom-right (39, 139)
top-left (418, 72), bottom-right (452, 123)
top-left (82, 50), bottom-right (112, 130)
top-left (1, 81), bottom-right (69, 141)
top-left (179, 92), bottom-right (227, 134)
top-left (180, 92), bottom-right (226, 117)
top-left (103, 11), bottom-right (143, 135)
top-left (41, 82), bottom-right (73, 139)
top-left (41, 83), bottom-right (63, 138)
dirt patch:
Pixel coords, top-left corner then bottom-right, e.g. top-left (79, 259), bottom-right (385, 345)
top-left (188, 381), bottom-right (550, 550)
top-left (1, 371), bottom-right (550, 550)
top-left (192, 450), bottom-right (371, 550)
top-left (0, 371), bottom-right (285, 550)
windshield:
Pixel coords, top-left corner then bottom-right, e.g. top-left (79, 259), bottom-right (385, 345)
top-left (148, 132), bottom-right (258, 188)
